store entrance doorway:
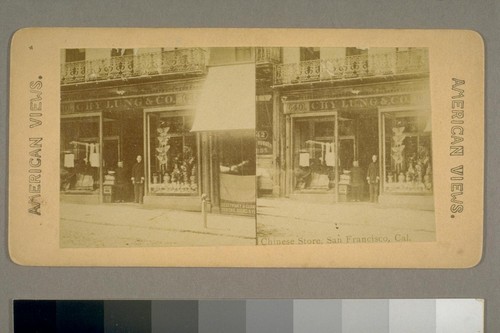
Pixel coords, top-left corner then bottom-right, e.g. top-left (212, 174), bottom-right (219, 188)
top-left (337, 109), bottom-right (379, 202)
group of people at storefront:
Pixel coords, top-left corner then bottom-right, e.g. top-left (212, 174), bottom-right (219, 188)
top-left (103, 155), bottom-right (145, 204)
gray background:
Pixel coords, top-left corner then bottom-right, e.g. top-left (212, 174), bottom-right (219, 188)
top-left (1, 0), bottom-right (498, 331)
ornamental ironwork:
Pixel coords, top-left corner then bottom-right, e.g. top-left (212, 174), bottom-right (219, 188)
top-left (61, 48), bottom-right (207, 85)
top-left (274, 49), bottom-right (429, 85)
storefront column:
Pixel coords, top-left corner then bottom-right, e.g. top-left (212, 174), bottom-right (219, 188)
top-left (378, 109), bottom-right (384, 194)
top-left (334, 113), bottom-right (339, 203)
top-left (98, 113), bottom-right (104, 203)
top-left (201, 132), bottom-right (211, 211)
top-left (272, 91), bottom-right (281, 196)
top-left (209, 134), bottom-right (220, 213)
top-left (284, 113), bottom-right (292, 197)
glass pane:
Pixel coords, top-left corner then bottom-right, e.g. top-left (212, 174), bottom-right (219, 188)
top-left (149, 113), bottom-right (198, 195)
top-left (219, 133), bottom-right (256, 176)
top-left (293, 117), bottom-right (336, 192)
top-left (60, 116), bottom-right (101, 193)
top-left (384, 114), bottom-right (432, 193)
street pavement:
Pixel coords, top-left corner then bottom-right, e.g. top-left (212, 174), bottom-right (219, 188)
top-left (60, 202), bottom-right (257, 248)
top-left (61, 198), bottom-right (435, 248)
top-left (256, 197), bottom-right (436, 245)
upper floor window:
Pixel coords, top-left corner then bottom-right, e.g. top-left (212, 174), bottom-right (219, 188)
top-left (235, 47), bottom-right (253, 62)
top-left (65, 49), bottom-right (85, 63)
top-left (346, 47), bottom-right (368, 57)
top-left (209, 47), bottom-right (254, 65)
top-left (111, 48), bottom-right (134, 57)
top-left (300, 47), bottom-right (320, 61)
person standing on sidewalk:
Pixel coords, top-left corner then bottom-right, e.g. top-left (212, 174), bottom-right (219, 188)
top-left (366, 155), bottom-right (380, 203)
top-left (131, 155), bottom-right (145, 204)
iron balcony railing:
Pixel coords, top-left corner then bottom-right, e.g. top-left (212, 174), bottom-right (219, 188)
top-left (274, 49), bottom-right (429, 85)
top-left (61, 48), bottom-right (207, 85)
top-left (256, 47), bottom-right (281, 64)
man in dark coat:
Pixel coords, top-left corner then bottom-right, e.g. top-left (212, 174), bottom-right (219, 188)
top-left (131, 155), bottom-right (145, 204)
top-left (366, 154), bottom-right (380, 203)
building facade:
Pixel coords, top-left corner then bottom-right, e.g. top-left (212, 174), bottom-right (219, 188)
top-left (60, 47), bottom-right (271, 216)
top-left (257, 47), bottom-right (433, 210)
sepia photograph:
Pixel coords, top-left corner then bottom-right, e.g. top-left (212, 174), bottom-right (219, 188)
top-left (59, 47), bottom-right (258, 247)
top-left (256, 47), bottom-right (435, 246)
top-left (58, 46), bottom-right (434, 248)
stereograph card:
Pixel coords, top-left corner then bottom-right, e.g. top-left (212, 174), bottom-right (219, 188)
top-left (8, 28), bottom-right (484, 267)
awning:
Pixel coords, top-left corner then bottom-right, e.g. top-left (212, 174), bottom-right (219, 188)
top-left (191, 63), bottom-right (255, 132)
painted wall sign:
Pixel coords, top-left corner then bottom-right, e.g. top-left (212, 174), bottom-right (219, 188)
top-left (285, 93), bottom-right (426, 114)
top-left (61, 92), bottom-right (197, 114)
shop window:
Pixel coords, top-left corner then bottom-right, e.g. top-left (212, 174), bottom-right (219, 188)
top-left (218, 133), bottom-right (256, 176)
top-left (60, 116), bottom-right (101, 193)
top-left (383, 112), bottom-right (432, 194)
top-left (65, 49), bottom-right (85, 63)
top-left (300, 47), bottom-right (320, 61)
top-left (148, 113), bottom-right (199, 195)
top-left (218, 132), bottom-right (256, 216)
top-left (293, 116), bottom-right (336, 192)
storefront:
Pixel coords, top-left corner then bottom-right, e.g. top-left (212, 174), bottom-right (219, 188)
top-left (60, 79), bottom-right (202, 206)
top-left (60, 48), bottom-right (260, 216)
top-left (273, 79), bottom-right (433, 209)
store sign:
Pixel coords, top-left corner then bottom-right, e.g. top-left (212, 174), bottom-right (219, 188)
top-left (72, 94), bottom-right (177, 112)
top-left (62, 93), bottom-right (194, 114)
top-left (285, 93), bottom-right (422, 114)
top-left (220, 200), bottom-right (256, 216)
top-left (256, 130), bottom-right (268, 140)
top-left (257, 140), bottom-right (273, 155)
top-left (256, 130), bottom-right (272, 155)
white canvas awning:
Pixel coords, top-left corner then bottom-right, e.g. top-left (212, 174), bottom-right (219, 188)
top-left (191, 63), bottom-right (255, 132)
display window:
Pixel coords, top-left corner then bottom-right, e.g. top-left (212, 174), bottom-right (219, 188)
top-left (292, 116), bottom-right (336, 192)
top-left (147, 112), bottom-right (200, 195)
top-left (382, 111), bottom-right (432, 194)
top-left (60, 115), bottom-right (101, 193)
top-left (218, 131), bottom-right (256, 216)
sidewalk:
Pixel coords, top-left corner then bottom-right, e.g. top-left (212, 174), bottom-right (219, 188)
top-left (60, 202), bottom-right (256, 248)
top-left (256, 197), bottom-right (436, 244)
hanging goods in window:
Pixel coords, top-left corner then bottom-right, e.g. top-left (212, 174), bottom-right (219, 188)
top-left (391, 126), bottom-right (406, 175)
top-left (63, 153), bottom-right (75, 168)
top-left (156, 126), bottom-right (171, 174)
top-left (325, 142), bottom-right (336, 167)
top-left (89, 143), bottom-right (100, 167)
